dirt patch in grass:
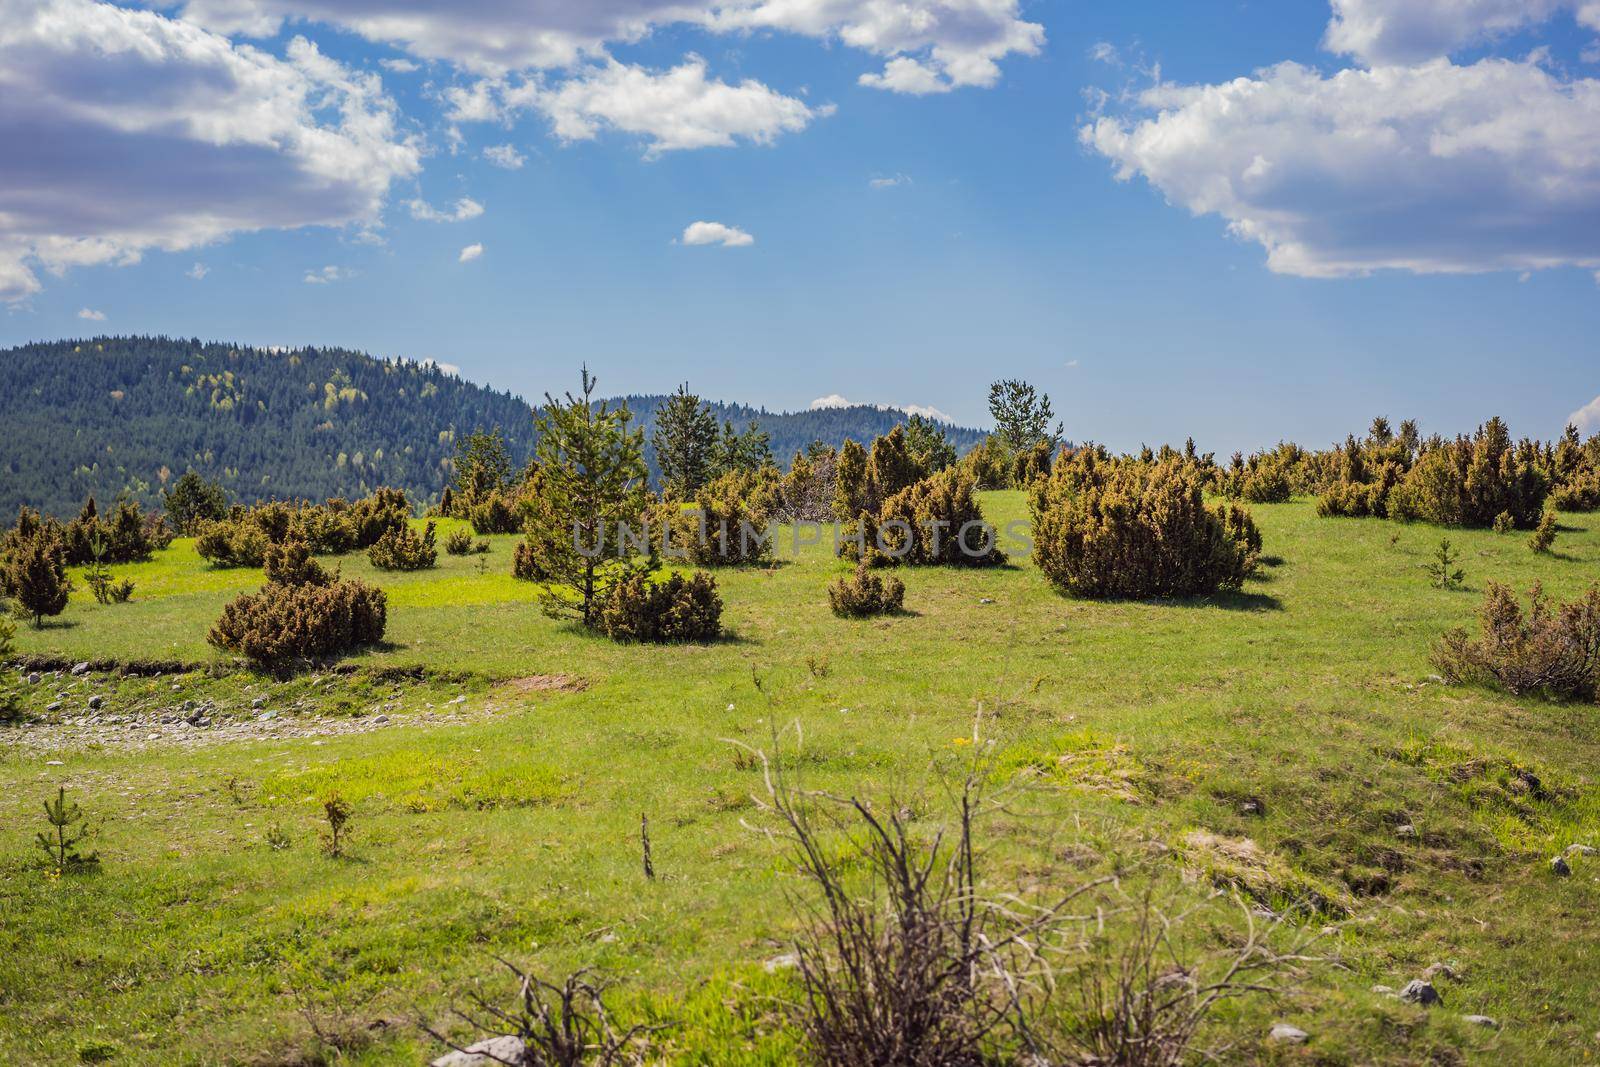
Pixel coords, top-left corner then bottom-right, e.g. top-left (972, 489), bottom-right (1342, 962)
top-left (495, 674), bottom-right (589, 696)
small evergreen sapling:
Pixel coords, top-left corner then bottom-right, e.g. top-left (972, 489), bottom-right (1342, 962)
top-left (1424, 539), bottom-right (1465, 590)
top-left (321, 793), bottom-right (352, 857)
top-left (36, 787), bottom-right (98, 875)
top-left (1529, 510), bottom-right (1558, 554)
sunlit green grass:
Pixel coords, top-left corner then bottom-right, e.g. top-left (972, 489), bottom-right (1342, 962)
top-left (3, 496), bottom-right (1599, 1064)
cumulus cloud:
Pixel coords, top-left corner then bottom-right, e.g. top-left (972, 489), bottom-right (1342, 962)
top-left (408, 197), bottom-right (485, 222)
top-left (810, 395), bottom-right (955, 422)
top-left (458, 242), bottom-right (484, 262)
top-left (177, 0), bottom-right (1044, 92)
top-left (1083, 56), bottom-right (1600, 278)
top-left (186, 262), bottom-right (209, 280)
top-left (1569, 393), bottom-right (1600, 433)
top-left (528, 58), bottom-right (826, 154)
top-left (0, 0), bottom-right (420, 302)
top-left (379, 57), bottom-right (419, 73)
top-left (77, 308), bottom-right (106, 321)
top-left (482, 143), bottom-right (526, 169)
top-left (1324, 0), bottom-right (1600, 66)
top-left (681, 221), bottom-right (755, 247)
top-left (303, 265), bottom-right (351, 284)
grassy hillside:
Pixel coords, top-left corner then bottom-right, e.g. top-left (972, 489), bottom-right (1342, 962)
top-left (2, 496), bottom-right (1598, 1064)
top-left (0, 336), bottom-right (984, 517)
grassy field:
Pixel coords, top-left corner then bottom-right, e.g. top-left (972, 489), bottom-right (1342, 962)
top-left (3, 495), bottom-right (1599, 1065)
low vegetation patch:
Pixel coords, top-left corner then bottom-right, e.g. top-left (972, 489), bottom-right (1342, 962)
top-left (368, 520), bottom-right (438, 571)
top-left (208, 537), bottom-right (387, 665)
top-left (1433, 581), bottom-right (1600, 702)
top-left (599, 571), bottom-right (723, 643)
top-left (828, 561), bottom-right (906, 618)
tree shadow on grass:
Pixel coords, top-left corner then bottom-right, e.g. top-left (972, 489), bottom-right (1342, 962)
top-left (1160, 589), bottom-right (1285, 613)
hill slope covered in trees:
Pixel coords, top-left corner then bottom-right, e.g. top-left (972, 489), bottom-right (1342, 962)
top-left (0, 337), bottom-right (984, 516)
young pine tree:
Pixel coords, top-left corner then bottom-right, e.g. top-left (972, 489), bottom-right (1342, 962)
top-left (5, 527), bottom-right (71, 627)
top-left (452, 429), bottom-right (514, 514)
top-left (519, 368), bottom-right (657, 629)
top-left (987, 379), bottom-right (1063, 454)
top-left (652, 383), bottom-right (719, 495)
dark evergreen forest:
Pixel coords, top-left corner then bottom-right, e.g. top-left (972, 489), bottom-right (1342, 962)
top-left (0, 337), bottom-right (983, 516)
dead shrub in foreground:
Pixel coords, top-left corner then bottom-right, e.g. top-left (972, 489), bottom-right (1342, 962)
top-left (1434, 581), bottom-right (1600, 702)
top-left (741, 739), bottom-right (1318, 1067)
top-left (1034, 890), bottom-right (1319, 1067)
top-left (421, 959), bottom-right (659, 1066)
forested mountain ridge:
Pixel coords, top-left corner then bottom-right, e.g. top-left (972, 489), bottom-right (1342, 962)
top-left (0, 337), bottom-right (535, 517)
top-left (0, 337), bottom-right (984, 516)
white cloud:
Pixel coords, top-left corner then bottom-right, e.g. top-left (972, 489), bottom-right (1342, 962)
top-left (77, 307), bottom-right (106, 321)
top-left (810, 395), bottom-right (955, 422)
top-left (379, 57), bottom-right (419, 73)
top-left (458, 242), bottom-right (484, 262)
top-left (859, 57), bottom-right (951, 95)
top-left (1089, 41), bottom-right (1120, 66)
top-left (177, 0), bottom-right (1044, 92)
top-left (681, 221), bottom-right (755, 247)
top-left (186, 262), bottom-right (209, 280)
top-left (482, 143), bottom-right (526, 169)
top-left (1586, 39), bottom-right (1600, 63)
top-left (407, 197), bottom-right (485, 222)
top-left (529, 58), bottom-right (826, 155)
top-left (1324, 0), bottom-right (1600, 66)
top-left (869, 174), bottom-right (910, 189)
top-left (303, 265), bottom-right (351, 284)
top-left (1569, 393), bottom-right (1600, 433)
top-left (421, 357), bottom-right (461, 375)
top-left (1083, 57), bottom-right (1600, 278)
top-left (0, 0), bottom-right (420, 302)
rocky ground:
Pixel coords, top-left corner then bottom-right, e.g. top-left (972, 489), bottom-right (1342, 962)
top-left (0, 662), bottom-right (558, 757)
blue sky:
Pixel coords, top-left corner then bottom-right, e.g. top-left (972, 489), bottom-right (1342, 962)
top-left (4, 0), bottom-right (1600, 453)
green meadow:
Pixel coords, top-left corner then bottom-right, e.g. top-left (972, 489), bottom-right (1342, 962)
top-left (4, 495), bottom-right (1599, 1064)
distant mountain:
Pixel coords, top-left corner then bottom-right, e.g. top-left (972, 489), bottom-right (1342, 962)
top-left (0, 337), bottom-right (986, 517)
top-left (617, 395), bottom-right (987, 474)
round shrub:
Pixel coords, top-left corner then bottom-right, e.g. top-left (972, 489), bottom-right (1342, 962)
top-left (828, 562), bottom-right (906, 618)
top-left (444, 527), bottom-right (475, 555)
top-left (1029, 456), bottom-right (1258, 599)
top-left (598, 571), bottom-right (723, 643)
top-left (368, 521), bottom-right (437, 571)
top-left (664, 470), bottom-right (774, 566)
top-left (208, 579), bottom-right (387, 664)
top-left (850, 467), bottom-right (1006, 568)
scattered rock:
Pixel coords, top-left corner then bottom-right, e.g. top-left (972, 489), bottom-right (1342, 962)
top-left (763, 953), bottom-right (799, 973)
top-left (1371, 984), bottom-right (1395, 996)
top-left (430, 1034), bottom-right (526, 1067)
top-left (978, 597), bottom-right (995, 604)
top-left (27, 672), bottom-right (40, 685)
top-left (1564, 844), bottom-right (1597, 858)
top-left (1551, 856), bottom-right (1572, 877)
top-left (46, 701), bottom-right (62, 713)
top-left (1462, 1015), bottom-right (1499, 1029)
top-left (252, 696), bottom-right (266, 710)
top-left (87, 695), bottom-right (104, 711)
top-left (258, 711), bottom-right (276, 721)
top-left (374, 714), bottom-right (389, 724)
top-left (1268, 1024), bottom-right (1309, 1044)
top-left (1395, 824), bottom-right (1417, 838)
top-left (45, 760), bottom-right (63, 766)
top-left (1400, 980), bottom-right (1441, 1006)
top-left (71, 662), bottom-right (89, 676)
top-left (1421, 962), bottom-right (1458, 982)
top-left (1238, 796), bottom-right (1266, 817)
